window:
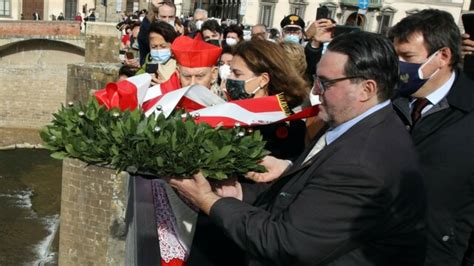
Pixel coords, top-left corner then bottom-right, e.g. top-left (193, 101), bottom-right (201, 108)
top-left (259, 2), bottom-right (275, 27)
top-left (378, 7), bottom-right (396, 36)
top-left (0, 0), bottom-right (11, 16)
top-left (289, 0), bottom-right (307, 18)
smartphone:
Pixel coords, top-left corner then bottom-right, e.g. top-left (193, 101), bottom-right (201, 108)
top-left (125, 52), bottom-right (134, 59)
top-left (316, 6), bottom-right (329, 20)
top-left (462, 13), bottom-right (474, 39)
top-left (334, 25), bottom-right (361, 37)
top-left (146, 63), bottom-right (158, 74)
top-left (462, 13), bottom-right (474, 78)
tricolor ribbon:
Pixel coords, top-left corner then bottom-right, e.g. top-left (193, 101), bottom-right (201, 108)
top-left (95, 73), bottom-right (319, 127)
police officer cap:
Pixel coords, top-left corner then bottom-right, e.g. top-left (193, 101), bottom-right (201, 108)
top-left (280, 14), bottom-right (305, 30)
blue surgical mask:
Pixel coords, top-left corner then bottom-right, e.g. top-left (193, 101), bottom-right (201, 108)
top-left (398, 51), bottom-right (440, 96)
top-left (283, 34), bottom-right (300, 44)
top-left (150, 48), bottom-right (172, 64)
top-left (225, 77), bottom-right (261, 100)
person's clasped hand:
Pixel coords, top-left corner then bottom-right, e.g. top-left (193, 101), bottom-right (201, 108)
top-left (245, 155), bottom-right (292, 183)
top-left (166, 172), bottom-right (243, 214)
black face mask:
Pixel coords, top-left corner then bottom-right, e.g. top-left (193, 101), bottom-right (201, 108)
top-left (206, 39), bottom-right (221, 47)
top-left (225, 78), bottom-right (261, 100)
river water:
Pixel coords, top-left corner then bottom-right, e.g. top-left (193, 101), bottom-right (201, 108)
top-left (0, 148), bottom-right (62, 265)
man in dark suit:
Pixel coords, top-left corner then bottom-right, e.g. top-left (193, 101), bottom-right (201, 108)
top-left (169, 32), bottom-right (426, 265)
top-left (389, 9), bottom-right (474, 266)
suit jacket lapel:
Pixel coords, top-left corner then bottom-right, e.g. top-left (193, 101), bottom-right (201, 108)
top-left (255, 105), bottom-right (393, 207)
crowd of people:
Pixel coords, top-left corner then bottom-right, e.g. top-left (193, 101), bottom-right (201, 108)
top-left (114, 1), bottom-right (474, 265)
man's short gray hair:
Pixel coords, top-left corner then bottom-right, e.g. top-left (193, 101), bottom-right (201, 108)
top-left (194, 8), bottom-right (208, 18)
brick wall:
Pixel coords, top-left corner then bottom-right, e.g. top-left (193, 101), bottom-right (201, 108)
top-left (0, 21), bottom-right (80, 37)
top-left (59, 158), bottom-right (128, 266)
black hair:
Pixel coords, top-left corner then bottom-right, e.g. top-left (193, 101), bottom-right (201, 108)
top-left (221, 45), bottom-right (234, 55)
top-left (148, 21), bottom-right (179, 43)
top-left (119, 65), bottom-right (139, 78)
top-left (224, 24), bottom-right (243, 40)
top-left (328, 31), bottom-right (399, 101)
top-left (269, 28), bottom-right (279, 39)
top-left (201, 19), bottom-right (222, 34)
top-left (388, 9), bottom-right (461, 70)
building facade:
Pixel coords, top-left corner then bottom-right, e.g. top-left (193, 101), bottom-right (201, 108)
top-left (0, 0), bottom-right (472, 33)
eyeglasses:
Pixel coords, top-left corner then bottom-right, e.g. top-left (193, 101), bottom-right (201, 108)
top-left (312, 75), bottom-right (365, 93)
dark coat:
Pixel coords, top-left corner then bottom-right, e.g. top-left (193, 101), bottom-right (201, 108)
top-left (392, 72), bottom-right (474, 266)
top-left (186, 120), bottom-right (306, 266)
top-left (208, 105), bottom-right (427, 266)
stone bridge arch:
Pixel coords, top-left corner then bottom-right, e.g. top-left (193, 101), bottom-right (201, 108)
top-left (0, 37), bottom-right (85, 53)
top-left (0, 38), bottom-right (85, 129)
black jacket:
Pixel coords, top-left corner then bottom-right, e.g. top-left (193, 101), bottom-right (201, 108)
top-left (209, 106), bottom-right (427, 266)
top-left (393, 71), bottom-right (474, 266)
top-left (186, 120), bottom-right (306, 266)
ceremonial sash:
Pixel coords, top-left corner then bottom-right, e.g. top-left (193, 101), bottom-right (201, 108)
top-left (94, 73), bottom-right (319, 127)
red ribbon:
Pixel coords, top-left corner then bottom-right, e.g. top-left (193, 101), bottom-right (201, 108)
top-left (142, 72), bottom-right (181, 112)
top-left (95, 80), bottom-right (138, 111)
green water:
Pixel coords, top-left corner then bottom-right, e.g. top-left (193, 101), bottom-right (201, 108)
top-left (0, 149), bottom-right (62, 265)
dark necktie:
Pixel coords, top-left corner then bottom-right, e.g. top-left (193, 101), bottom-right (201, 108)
top-left (411, 98), bottom-right (430, 124)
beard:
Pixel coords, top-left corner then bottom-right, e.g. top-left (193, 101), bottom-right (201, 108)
top-left (317, 93), bottom-right (357, 128)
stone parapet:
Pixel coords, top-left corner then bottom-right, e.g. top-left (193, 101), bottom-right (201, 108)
top-left (85, 22), bottom-right (121, 63)
top-left (58, 158), bottom-right (128, 266)
top-left (66, 63), bottom-right (120, 104)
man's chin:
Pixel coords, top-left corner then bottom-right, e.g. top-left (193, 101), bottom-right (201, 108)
top-left (317, 108), bottom-right (329, 122)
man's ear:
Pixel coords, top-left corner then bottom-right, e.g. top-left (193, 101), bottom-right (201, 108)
top-left (438, 47), bottom-right (452, 68)
top-left (211, 66), bottom-right (219, 81)
top-left (360, 79), bottom-right (378, 102)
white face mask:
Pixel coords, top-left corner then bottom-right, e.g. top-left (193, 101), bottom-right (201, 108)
top-left (218, 64), bottom-right (231, 80)
top-left (196, 20), bottom-right (204, 30)
top-left (139, 16), bottom-right (144, 22)
top-left (167, 20), bottom-right (175, 28)
top-left (225, 38), bottom-right (238, 46)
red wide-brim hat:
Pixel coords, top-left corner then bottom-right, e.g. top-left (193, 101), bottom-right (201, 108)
top-left (171, 34), bottom-right (223, 68)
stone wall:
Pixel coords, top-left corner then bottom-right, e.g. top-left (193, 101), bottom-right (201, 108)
top-left (85, 22), bottom-right (121, 64)
top-left (58, 158), bottom-right (128, 266)
top-left (67, 63), bottom-right (120, 104)
top-left (0, 39), bottom-right (85, 129)
top-left (0, 21), bottom-right (120, 131)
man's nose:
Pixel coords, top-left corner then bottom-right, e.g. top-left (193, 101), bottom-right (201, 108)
top-left (190, 76), bottom-right (196, 85)
top-left (312, 83), bottom-right (322, 95)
